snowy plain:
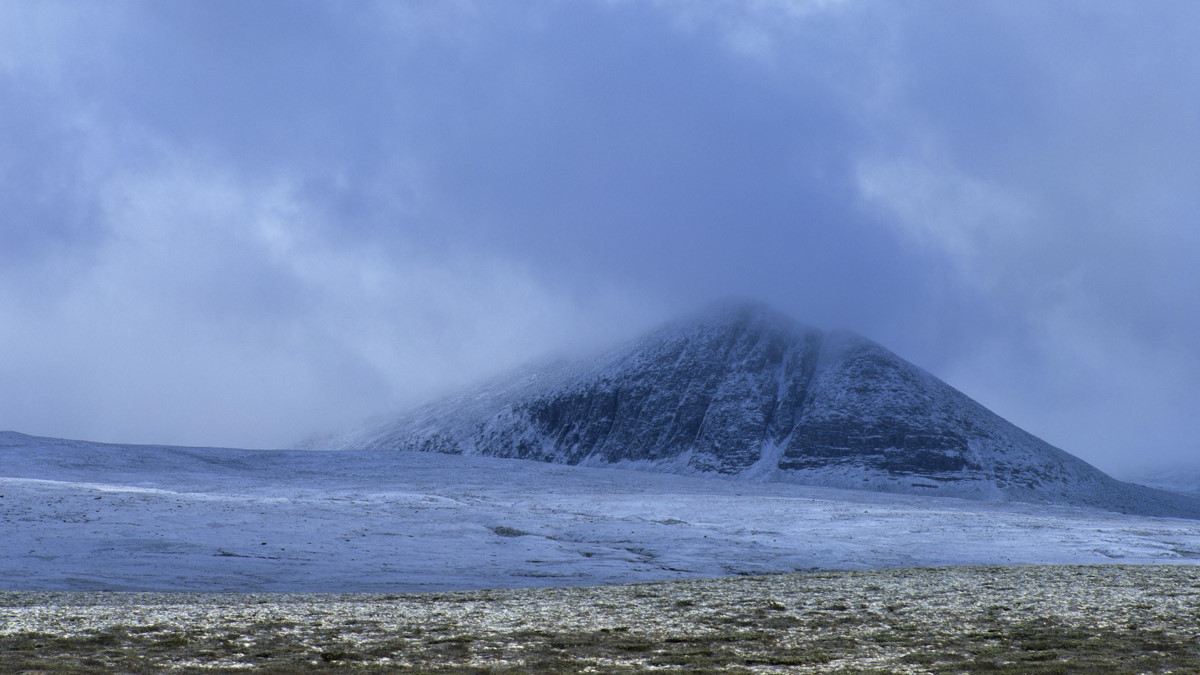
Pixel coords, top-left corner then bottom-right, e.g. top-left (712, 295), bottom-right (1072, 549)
top-left (2, 432), bottom-right (1199, 592)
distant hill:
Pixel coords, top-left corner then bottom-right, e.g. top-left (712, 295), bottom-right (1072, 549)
top-left (333, 301), bottom-right (1200, 519)
top-left (1120, 466), bottom-right (1200, 497)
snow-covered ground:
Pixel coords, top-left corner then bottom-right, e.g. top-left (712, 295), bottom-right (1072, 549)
top-left (3, 432), bottom-right (1200, 592)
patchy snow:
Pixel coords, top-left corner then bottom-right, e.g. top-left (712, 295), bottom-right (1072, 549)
top-left (2, 432), bottom-right (1199, 592)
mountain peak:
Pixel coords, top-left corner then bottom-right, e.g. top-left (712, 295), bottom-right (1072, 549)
top-left (665, 298), bottom-right (804, 335)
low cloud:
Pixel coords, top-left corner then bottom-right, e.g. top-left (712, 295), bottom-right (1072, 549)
top-left (0, 153), bottom-right (656, 448)
top-left (1, 1), bottom-right (1198, 472)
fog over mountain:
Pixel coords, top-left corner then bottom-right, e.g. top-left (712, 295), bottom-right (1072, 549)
top-left (2, 2), bottom-right (1198, 475)
top-left (334, 302), bottom-right (1200, 519)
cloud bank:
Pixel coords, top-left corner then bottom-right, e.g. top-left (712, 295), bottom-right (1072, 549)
top-left (1, 1), bottom-right (1197, 473)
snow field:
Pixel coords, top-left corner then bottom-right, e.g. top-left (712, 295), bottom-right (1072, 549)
top-left (2, 435), bottom-right (1200, 592)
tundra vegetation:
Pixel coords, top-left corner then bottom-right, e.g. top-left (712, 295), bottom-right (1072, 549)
top-left (4, 564), bottom-right (1200, 673)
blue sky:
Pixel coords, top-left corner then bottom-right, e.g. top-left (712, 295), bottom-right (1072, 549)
top-left (1, 1), bottom-right (1197, 473)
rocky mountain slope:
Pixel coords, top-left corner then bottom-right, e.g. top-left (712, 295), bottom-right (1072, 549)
top-left (334, 302), bottom-right (1200, 518)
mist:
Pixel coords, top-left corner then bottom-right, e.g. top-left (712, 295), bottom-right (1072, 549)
top-left (1, 1), bottom-right (1198, 474)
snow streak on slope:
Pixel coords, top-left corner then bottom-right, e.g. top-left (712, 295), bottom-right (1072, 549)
top-left (3, 432), bottom-right (1200, 592)
top-left (334, 302), bottom-right (1200, 519)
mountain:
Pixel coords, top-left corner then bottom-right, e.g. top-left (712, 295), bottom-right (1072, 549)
top-left (333, 301), bottom-right (1200, 518)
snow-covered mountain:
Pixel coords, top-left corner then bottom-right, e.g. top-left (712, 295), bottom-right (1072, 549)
top-left (334, 301), bottom-right (1200, 519)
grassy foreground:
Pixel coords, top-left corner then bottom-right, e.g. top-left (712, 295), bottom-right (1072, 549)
top-left (3, 565), bottom-right (1200, 673)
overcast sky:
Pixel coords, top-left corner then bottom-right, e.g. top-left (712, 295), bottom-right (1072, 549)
top-left (2, 1), bottom-right (1197, 474)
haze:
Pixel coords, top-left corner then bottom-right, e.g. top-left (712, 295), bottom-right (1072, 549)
top-left (2, 1), bottom-right (1197, 476)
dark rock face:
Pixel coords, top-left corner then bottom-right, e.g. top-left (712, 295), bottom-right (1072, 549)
top-left (504, 307), bottom-right (822, 473)
top-left (778, 336), bottom-right (977, 477)
top-left (339, 302), bottom-right (1200, 517)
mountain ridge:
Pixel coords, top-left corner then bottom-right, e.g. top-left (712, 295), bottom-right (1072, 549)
top-left (334, 301), bottom-right (1200, 519)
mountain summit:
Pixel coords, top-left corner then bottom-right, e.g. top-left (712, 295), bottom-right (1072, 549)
top-left (336, 301), bottom-right (1200, 518)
